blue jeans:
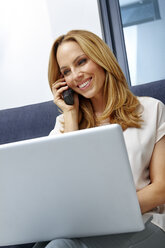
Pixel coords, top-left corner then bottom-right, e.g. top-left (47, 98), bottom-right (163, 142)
top-left (33, 220), bottom-right (165, 248)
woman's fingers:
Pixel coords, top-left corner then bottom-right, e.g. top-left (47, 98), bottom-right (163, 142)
top-left (52, 80), bottom-right (73, 110)
top-left (56, 85), bottom-right (69, 95)
top-left (52, 81), bottom-right (68, 97)
top-left (52, 81), bottom-right (66, 91)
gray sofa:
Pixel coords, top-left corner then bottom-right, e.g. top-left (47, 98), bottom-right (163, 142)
top-left (0, 79), bottom-right (165, 248)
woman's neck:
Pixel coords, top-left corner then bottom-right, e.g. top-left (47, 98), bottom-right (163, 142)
top-left (91, 94), bottom-right (106, 116)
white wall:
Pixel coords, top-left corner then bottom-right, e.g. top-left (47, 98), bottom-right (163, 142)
top-left (0, 0), bottom-right (102, 110)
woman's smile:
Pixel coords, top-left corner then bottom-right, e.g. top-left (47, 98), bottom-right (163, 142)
top-left (77, 77), bottom-right (92, 89)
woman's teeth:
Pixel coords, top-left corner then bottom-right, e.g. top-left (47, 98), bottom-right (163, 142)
top-left (79, 79), bottom-right (91, 89)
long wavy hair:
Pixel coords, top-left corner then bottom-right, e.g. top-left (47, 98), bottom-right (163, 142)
top-left (48, 30), bottom-right (142, 131)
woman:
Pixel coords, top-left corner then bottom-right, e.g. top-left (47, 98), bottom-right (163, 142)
top-left (45, 30), bottom-right (165, 247)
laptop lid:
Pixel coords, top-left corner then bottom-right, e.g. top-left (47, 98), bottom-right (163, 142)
top-left (0, 124), bottom-right (144, 245)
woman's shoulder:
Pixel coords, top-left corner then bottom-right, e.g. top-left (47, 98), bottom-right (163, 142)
top-left (137, 96), bottom-right (164, 106)
top-left (137, 96), bottom-right (165, 135)
top-left (137, 96), bottom-right (165, 113)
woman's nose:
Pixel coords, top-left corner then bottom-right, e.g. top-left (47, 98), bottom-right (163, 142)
top-left (71, 68), bottom-right (83, 82)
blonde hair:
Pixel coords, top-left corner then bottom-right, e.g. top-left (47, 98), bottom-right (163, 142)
top-left (48, 30), bottom-right (142, 131)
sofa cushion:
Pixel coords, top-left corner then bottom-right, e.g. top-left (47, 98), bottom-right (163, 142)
top-left (130, 79), bottom-right (165, 104)
top-left (0, 101), bottom-right (59, 145)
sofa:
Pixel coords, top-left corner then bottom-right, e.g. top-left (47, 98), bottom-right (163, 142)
top-left (0, 79), bottom-right (165, 248)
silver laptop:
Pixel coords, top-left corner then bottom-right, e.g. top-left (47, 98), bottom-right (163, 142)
top-left (0, 124), bottom-right (144, 246)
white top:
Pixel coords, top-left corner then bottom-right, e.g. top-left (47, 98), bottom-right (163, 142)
top-left (49, 97), bottom-right (165, 231)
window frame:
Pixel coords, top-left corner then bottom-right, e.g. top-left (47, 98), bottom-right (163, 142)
top-left (97, 0), bottom-right (131, 86)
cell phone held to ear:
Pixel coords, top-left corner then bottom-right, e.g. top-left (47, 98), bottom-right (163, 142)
top-left (62, 88), bottom-right (74, 105)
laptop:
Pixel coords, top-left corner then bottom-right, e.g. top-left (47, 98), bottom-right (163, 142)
top-left (0, 124), bottom-right (144, 245)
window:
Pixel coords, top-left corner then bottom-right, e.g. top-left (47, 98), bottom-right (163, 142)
top-left (120, 0), bottom-right (161, 27)
top-left (119, 0), bottom-right (165, 85)
top-left (98, 0), bottom-right (165, 86)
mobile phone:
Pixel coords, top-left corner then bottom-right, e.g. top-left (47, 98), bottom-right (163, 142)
top-left (62, 88), bottom-right (74, 105)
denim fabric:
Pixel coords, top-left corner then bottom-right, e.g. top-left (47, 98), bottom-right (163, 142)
top-left (33, 222), bottom-right (165, 248)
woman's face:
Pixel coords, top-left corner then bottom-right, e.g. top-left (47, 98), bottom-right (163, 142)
top-left (56, 41), bottom-right (106, 101)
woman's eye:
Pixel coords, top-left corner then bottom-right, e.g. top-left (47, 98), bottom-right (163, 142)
top-left (63, 69), bottom-right (70, 76)
top-left (78, 58), bottom-right (87, 66)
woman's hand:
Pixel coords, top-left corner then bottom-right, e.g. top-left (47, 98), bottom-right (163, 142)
top-left (52, 78), bottom-right (79, 132)
top-left (52, 79), bottom-right (72, 110)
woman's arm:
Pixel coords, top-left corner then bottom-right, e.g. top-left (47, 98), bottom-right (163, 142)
top-left (137, 135), bottom-right (165, 214)
top-left (63, 109), bottom-right (79, 133)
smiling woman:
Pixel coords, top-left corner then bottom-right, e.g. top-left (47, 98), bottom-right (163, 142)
top-left (48, 30), bottom-right (142, 132)
top-left (39, 29), bottom-right (165, 248)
